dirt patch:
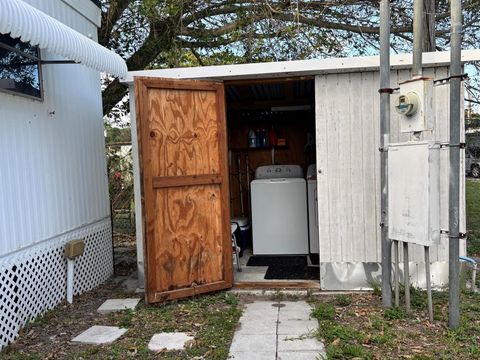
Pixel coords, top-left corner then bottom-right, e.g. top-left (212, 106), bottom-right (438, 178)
top-left (2, 279), bottom-right (241, 360)
top-left (310, 290), bottom-right (480, 359)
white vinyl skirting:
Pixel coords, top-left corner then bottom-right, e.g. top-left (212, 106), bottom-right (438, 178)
top-left (0, 217), bottom-right (113, 349)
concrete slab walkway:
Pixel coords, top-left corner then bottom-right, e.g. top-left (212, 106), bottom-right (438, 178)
top-left (228, 301), bottom-right (326, 360)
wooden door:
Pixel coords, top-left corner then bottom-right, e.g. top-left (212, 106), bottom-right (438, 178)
top-left (134, 77), bottom-right (232, 303)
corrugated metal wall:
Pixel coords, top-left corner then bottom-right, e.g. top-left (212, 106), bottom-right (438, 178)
top-left (0, 0), bottom-right (109, 256)
top-left (315, 66), bottom-right (466, 265)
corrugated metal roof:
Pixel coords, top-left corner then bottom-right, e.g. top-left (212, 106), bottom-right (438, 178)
top-left (124, 50), bottom-right (480, 84)
top-left (225, 80), bottom-right (314, 104)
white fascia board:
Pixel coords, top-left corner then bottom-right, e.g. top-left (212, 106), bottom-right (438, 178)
top-left (62, 0), bottom-right (101, 27)
top-left (123, 49), bottom-right (480, 85)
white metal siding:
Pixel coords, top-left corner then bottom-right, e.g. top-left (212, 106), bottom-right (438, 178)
top-left (0, 1), bottom-right (109, 256)
top-left (315, 67), bottom-right (466, 265)
top-left (0, 0), bottom-right (111, 349)
top-left (26, 0), bottom-right (100, 32)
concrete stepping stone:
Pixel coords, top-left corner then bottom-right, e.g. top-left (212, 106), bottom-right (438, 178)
top-left (228, 301), bottom-right (326, 360)
top-left (71, 325), bottom-right (127, 345)
top-left (229, 352), bottom-right (276, 359)
top-left (230, 333), bottom-right (277, 353)
top-left (97, 298), bottom-right (141, 314)
top-left (278, 351), bottom-right (326, 360)
top-left (277, 319), bottom-right (318, 335)
top-left (148, 332), bottom-right (194, 352)
top-left (278, 335), bottom-right (325, 352)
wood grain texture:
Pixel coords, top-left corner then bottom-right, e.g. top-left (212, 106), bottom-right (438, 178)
top-left (152, 174), bottom-right (221, 188)
top-left (232, 281), bottom-right (320, 289)
top-left (134, 77), bottom-right (232, 303)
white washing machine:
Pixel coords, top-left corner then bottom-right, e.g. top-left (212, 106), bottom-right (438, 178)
top-left (307, 164), bottom-right (319, 254)
top-left (250, 165), bottom-right (308, 255)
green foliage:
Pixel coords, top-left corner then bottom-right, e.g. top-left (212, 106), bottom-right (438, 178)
top-left (466, 179), bottom-right (480, 256)
top-left (411, 355), bottom-right (434, 360)
top-left (318, 321), bottom-right (365, 343)
top-left (326, 343), bottom-right (370, 359)
top-left (371, 281), bottom-right (382, 296)
top-left (410, 286), bottom-right (428, 309)
top-left (311, 303), bottom-right (335, 321)
top-left (334, 294), bottom-right (352, 307)
top-left (119, 309), bottom-right (134, 328)
top-left (317, 319), bottom-right (371, 359)
top-left (383, 307), bottom-right (405, 320)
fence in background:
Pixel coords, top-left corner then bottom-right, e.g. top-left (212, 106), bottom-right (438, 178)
top-left (106, 142), bottom-right (135, 247)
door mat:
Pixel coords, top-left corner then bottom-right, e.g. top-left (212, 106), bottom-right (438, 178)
top-left (264, 265), bottom-right (320, 280)
top-left (246, 255), bottom-right (307, 267)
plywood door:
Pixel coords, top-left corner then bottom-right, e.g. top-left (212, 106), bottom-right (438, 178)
top-left (134, 77), bottom-right (232, 303)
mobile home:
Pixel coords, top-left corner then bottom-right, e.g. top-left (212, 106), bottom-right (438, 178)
top-left (0, 0), bottom-right (126, 349)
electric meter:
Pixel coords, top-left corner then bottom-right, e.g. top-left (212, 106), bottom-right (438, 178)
top-left (395, 92), bottom-right (419, 116)
top-left (396, 77), bottom-right (434, 133)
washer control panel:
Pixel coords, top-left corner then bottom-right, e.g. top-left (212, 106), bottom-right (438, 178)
top-left (255, 165), bottom-right (304, 179)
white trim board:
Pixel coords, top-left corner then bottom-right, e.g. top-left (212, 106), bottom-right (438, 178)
top-left (122, 50), bottom-right (480, 85)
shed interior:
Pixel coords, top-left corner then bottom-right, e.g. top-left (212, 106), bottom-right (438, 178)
top-left (224, 77), bottom-right (319, 284)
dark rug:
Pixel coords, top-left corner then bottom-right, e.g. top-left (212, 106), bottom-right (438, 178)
top-left (264, 265), bottom-right (320, 280)
top-left (246, 255), bottom-right (307, 267)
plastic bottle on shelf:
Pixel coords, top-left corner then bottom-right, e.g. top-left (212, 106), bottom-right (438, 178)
top-left (269, 127), bottom-right (277, 147)
top-left (255, 129), bottom-right (262, 148)
top-left (261, 129), bottom-right (268, 147)
top-left (248, 129), bottom-right (256, 148)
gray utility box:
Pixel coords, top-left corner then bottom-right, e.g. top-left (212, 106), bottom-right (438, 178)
top-left (388, 142), bottom-right (440, 247)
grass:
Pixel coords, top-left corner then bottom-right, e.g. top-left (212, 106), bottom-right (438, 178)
top-left (310, 290), bottom-right (480, 359)
top-left (466, 179), bottom-right (480, 256)
top-left (334, 294), bottom-right (352, 307)
top-left (3, 291), bottom-right (241, 360)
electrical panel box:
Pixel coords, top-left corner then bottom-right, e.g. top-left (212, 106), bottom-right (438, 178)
top-left (395, 77), bottom-right (434, 133)
top-left (388, 142), bottom-right (440, 246)
top-left (65, 239), bottom-right (85, 259)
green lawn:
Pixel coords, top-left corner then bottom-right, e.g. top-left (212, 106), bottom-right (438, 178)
top-left (466, 179), bottom-right (480, 256)
top-left (310, 291), bottom-right (480, 359)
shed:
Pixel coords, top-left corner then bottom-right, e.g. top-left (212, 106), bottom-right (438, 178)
top-left (0, 0), bottom-right (126, 349)
top-left (124, 50), bottom-right (480, 303)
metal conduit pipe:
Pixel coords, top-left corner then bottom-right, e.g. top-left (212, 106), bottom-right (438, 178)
top-left (413, 0), bottom-right (424, 77)
top-left (379, 0), bottom-right (392, 308)
top-left (448, 0), bottom-right (462, 330)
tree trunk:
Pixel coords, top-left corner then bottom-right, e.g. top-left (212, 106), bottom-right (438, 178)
top-left (423, 0), bottom-right (436, 51)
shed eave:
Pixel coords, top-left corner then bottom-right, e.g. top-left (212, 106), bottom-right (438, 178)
top-left (123, 49), bottom-right (480, 85)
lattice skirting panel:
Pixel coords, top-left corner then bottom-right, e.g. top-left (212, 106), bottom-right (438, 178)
top-left (0, 217), bottom-right (113, 350)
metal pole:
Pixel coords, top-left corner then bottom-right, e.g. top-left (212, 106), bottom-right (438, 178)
top-left (413, 0), bottom-right (424, 77)
top-left (379, 0), bottom-right (392, 308)
top-left (394, 240), bottom-right (400, 307)
top-left (237, 155), bottom-right (245, 217)
top-left (448, 0), bottom-right (462, 329)
top-left (425, 246), bottom-right (434, 322)
top-left (404, 242), bottom-right (411, 313)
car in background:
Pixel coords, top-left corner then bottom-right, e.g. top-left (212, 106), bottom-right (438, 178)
top-left (466, 146), bottom-right (480, 177)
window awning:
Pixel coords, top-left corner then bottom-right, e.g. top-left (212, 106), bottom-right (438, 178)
top-left (0, 0), bottom-right (127, 79)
